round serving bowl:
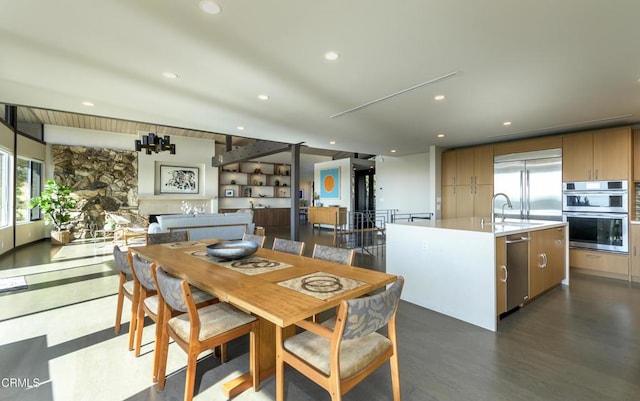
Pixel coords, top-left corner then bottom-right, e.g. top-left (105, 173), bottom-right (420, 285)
top-left (206, 240), bottom-right (259, 260)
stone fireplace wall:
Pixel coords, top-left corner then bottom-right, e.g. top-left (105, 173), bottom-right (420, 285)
top-left (52, 145), bottom-right (138, 239)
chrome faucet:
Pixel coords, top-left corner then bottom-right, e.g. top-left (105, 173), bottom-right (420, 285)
top-left (491, 193), bottom-right (513, 223)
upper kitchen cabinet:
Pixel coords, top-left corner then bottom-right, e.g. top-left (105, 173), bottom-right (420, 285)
top-left (441, 145), bottom-right (494, 186)
top-left (441, 145), bottom-right (494, 218)
top-left (563, 127), bottom-right (631, 182)
top-left (442, 151), bottom-right (457, 186)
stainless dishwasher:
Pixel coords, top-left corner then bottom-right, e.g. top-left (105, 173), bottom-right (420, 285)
top-left (505, 234), bottom-right (530, 311)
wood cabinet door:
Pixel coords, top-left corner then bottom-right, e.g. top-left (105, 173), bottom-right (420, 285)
top-left (634, 131), bottom-right (640, 181)
top-left (456, 148), bottom-right (475, 186)
top-left (592, 127), bottom-right (631, 181)
top-left (473, 145), bottom-right (494, 185)
top-left (496, 236), bottom-right (507, 316)
top-left (548, 227), bottom-right (567, 286)
top-left (455, 185), bottom-right (474, 218)
top-left (528, 230), bottom-right (547, 299)
top-left (631, 224), bottom-right (640, 279)
top-left (442, 151), bottom-right (457, 186)
top-left (473, 184), bottom-right (494, 218)
top-left (441, 186), bottom-right (457, 219)
top-left (562, 132), bottom-right (593, 182)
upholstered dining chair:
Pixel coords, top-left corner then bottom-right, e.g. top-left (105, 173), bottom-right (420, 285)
top-left (128, 253), bottom-right (216, 381)
top-left (154, 265), bottom-right (260, 401)
top-left (113, 245), bottom-right (137, 350)
top-left (272, 237), bottom-right (305, 256)
top-left (311, 244), bottom-right (356, 266)
top-left (275, 276), bottom-right (405, 401)
top-left (147, 231), bottom-right (189, 245)
top-left (242, 232), bottom-right (266, 248)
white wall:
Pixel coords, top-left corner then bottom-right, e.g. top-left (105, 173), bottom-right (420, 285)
top-left (375, 152), bottom-right (432, 214)
top-left (45, 125), bottom-right (219, 211)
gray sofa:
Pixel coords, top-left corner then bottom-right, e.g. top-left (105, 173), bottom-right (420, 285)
top-left (148, 211), bottom-right (255, 241)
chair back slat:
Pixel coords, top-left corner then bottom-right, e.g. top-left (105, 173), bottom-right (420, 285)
top-left (113, 245), bottom-right (131, 275)
top-left (131, 253), bottom-right (156, 291)
top-left (342, 277), bottom-right (404, 340)
top-left (155, 267), bottom-right (189, 313)
top-left (147, 231), bottom-right (189, 244)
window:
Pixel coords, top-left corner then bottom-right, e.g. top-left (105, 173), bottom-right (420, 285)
top-left (0, 149), bottom-right (9, 227)
top-left (16, 157), bottom-right (42, 223)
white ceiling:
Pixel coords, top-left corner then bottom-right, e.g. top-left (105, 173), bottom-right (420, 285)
top-left (1, 0), bottom-right (640, 157)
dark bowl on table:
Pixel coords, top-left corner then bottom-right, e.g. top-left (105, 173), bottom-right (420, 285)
top-left (206, 240), bottom-right (259, 260)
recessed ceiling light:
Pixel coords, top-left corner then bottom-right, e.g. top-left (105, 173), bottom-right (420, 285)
top-left (199, 0), bottom-right (221, 14)
top-left (162, 72), bottom-right (178, 79)
top-left (434, 95), bottom-right (445, 101)
top-left (237, 126), bottom-right (245, 131)
top-left (391, 149), bottom-right (397, 153)
top-left (81, 101), bottom-right (94, 107)
top-left (503, 121), bottom-right (512, 126)
top-left (437, 133), bottom-right (445, 138)
top-left (329, 141), bottom-right (336, 145)
top-left (324, 51), bottom-right (339, 61)
top-left (258, 94), bottom-right (270, 100)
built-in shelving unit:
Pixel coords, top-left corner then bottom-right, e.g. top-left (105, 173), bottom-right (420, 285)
top-left (219, 161), bottom-right (292, 209)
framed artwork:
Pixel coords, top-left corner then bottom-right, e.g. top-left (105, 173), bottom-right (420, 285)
top-left (225, 189), bottom-right (234, 197)
top-left (320, 167), bottom-right (340, 199)
top-left (160, 165), bottom-right (199, 194)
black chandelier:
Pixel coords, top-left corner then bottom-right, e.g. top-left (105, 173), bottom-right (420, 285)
top-left (134, 133), bottom-right (176, 155)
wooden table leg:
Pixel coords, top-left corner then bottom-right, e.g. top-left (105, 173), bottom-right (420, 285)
top-left (222, 316), bottom-right (295, 397)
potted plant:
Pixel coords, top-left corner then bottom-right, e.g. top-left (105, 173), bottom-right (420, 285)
top-left (29, 179), bottom-right (78, 244)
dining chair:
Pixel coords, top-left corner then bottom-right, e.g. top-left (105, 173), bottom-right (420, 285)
top-left (275, 276), bottom-right (405, 401)
top-left (128, 253), bottom-right (217, 381)
top-left (311, 244), bottom-right (356, 266)
top-left (154, 265), bottom-right (260, 401)
top-left (113, 245), bottom-right (137, 350)
top-left (147, 230), bottom-right (189, 245)
top-left (242, 232), bottom-right (266, 248)
top-left (272, 237), bottom-right (305, 256)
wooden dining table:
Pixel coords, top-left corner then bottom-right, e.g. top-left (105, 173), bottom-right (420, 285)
top-left (130, 239), bottom-right (397, 398)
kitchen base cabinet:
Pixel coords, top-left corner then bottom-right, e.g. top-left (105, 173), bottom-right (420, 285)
top-left (496, 236), bottom-right (507, 316)
top-left (529, 227), bottom-right (566, 299)
top-left (630, 224), bottom-right (640, 282)
top-left (569, 248), bottom-right (629, 278)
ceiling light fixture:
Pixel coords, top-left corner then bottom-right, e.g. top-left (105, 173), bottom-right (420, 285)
top-left (434, 95), bottom-right (445, 101)
top-left (324, 51), bottom-right (339, 61)
top-left (258, 94), bottom-right (270, 100)
top-left (199, 0), bottom-right (221, 14)
top-left (237, 126), bottom-right (245, 131)
top-left (391, 149), bottom-right (397, 153)
top-left (437, 133), bottom-right (445, 138)
top-left (329, 141), bottom-right (336, 145)
top-left (162, 72), bottom-right (178, 79)
top-left (135, 132), bottom-right (176, 155)
top-left (503, 121), bottom-right (512, 126)
top-left (81, 101), bottom-right (94, 107)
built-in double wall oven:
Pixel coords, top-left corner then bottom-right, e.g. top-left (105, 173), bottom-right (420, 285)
top-left (562, 181), bottom-right (628, 253)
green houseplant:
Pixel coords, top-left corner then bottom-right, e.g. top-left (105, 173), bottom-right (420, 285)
top-left (29, 179), bottom-right (77, 244)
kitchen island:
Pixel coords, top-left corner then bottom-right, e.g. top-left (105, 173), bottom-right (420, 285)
top-left (387, 217), bottom-right (568, 331)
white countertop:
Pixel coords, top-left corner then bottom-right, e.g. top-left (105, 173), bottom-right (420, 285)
top-left (393, 217), bottom-right (567, 236)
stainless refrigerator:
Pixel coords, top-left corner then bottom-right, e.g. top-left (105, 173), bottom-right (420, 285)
top-left (493, 149), bottom-right (563, 221)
